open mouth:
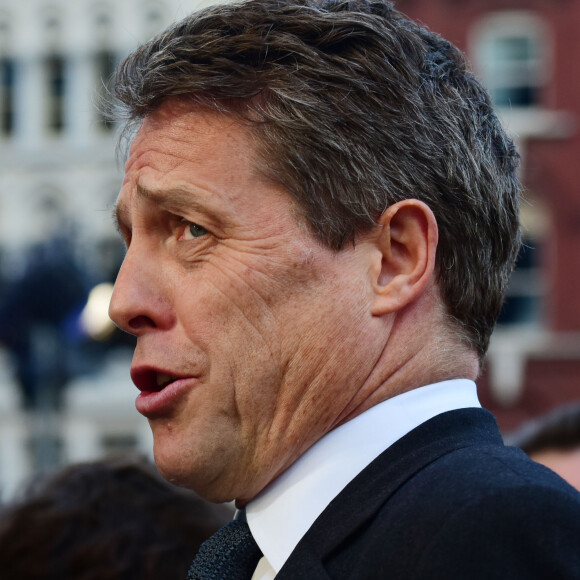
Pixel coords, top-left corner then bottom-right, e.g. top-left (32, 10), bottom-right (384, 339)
top-left (156, 372), bottom-right (178, 390)
top-left (132, 368), bottom-right (194, 417)
top-left (131, 367), bottom-right (183, 393)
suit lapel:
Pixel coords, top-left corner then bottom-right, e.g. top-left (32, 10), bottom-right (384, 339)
top-left (277, 408), bottom-right (502, 579)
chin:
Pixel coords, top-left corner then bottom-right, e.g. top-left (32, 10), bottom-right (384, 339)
top-left (152, 447), bottom-right (236, 503)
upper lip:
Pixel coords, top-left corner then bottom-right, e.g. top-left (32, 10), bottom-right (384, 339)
top-left (130, 366), bottom-right (190, 392)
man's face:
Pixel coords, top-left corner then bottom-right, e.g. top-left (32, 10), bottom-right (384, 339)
top-left (109, 100), bottom-right (382, 503)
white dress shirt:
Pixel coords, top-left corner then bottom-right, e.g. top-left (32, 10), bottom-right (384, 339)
top-left (246, 379), bottom-right (481, 579)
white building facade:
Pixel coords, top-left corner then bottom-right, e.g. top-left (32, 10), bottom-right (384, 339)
top-left (0, 0), bottom-right (219, 500)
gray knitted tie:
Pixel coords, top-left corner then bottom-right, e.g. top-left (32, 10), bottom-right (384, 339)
top-left (187, 519), bottom-right (263, 580)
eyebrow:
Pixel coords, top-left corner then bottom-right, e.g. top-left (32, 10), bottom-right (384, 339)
top-left (113, 182), bottom-right (224, 235)
top-left (137, 182), bottom-right (200, 210)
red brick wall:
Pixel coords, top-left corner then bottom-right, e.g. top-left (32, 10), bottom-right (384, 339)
top-left (394, 0), bottom-right (580, 429)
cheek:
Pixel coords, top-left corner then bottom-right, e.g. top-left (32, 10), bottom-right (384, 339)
top-left (170, 243), bottom-right (349, 385)
top-left (181, 248), bottom-right (308, 328)
top-left (172, 263), bottom-right (284, 367)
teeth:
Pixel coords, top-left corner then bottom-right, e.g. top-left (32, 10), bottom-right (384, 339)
top-left (156, 373), bottom-right (175, 389)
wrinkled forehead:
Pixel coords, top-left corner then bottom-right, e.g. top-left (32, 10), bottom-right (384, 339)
top-left (117, 97), bottom-right (311, 237)
top-left (122, 100), bottom-right (258, 177)
top-left (115, 100), bottom-right (309, 231)
top-left (119, 98), bottom-right (257, 170)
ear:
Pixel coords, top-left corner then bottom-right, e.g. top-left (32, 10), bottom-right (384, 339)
top-left (370, 199), bottom-right (438, 316)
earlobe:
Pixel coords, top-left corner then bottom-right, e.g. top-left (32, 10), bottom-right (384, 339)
top-left (370, 200), bottom-right (438, 316)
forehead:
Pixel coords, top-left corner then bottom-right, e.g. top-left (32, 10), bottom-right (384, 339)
top-left (117, 100), bottom-right (305, 233)
top-left (125, 101), bottom-right (257, 180)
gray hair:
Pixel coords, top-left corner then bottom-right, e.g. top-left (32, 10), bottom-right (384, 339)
top-left (111, 0), bottom-right (522, 360)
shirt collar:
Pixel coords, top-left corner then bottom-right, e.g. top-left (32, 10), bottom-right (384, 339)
top-left (245, 379), bottom-right (480, 573)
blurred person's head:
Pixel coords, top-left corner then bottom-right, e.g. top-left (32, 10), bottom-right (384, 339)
top-left (506, 404), bottom-right (580, 491)
top-left (0, 456), bottom-right (233, 579)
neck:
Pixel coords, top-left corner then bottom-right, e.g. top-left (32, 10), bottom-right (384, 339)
top-left (336, 298), bottom-right (479, 427)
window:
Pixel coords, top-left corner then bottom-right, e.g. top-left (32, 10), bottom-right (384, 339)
top-left (44, 54), bottom-right (66, 133)
top-left (94, 50), bottom-right (116, 131)
top-left (40, 7), bottom-right (66, 134)
top-left (471, 12), bottom-right (549, 109)
top-left (0, 57), bottom-right (15, 136)
top-left (0, 11), bottom-right (11, 51)
top-left (90, 4), bottom-right (116, 131)
top-left (498, 241), bottom-right (542, 325)
top-left (484, 36), bottom-right (540, 107)
top-left (91, 2), bottom-right (114, 41)
top-left (142, 1), bottom-right (170, 40)
top-left (497, 194), bottom-right (550, 328)
top-left (95, 10), bottom-right (112, 31)
top-left (0, 11), bottom-right (14, 137)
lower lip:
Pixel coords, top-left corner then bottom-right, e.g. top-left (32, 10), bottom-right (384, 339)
top-left (135, 378), bottom-right (197, 418)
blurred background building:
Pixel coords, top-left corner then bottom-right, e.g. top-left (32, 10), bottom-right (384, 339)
top-left (0, 0), bottom-right (579, 499)
top-left (0, 0), bottom-right (217, 499)
top-left (395, 0), bottom-right (580, 431)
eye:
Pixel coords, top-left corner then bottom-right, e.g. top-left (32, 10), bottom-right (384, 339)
top-left (180, 221), bottom-right (209, 240)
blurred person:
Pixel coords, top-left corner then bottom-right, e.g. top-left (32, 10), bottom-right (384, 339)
top-left (0, 237), bottom-right (87, 409)
top-left (107, 0), bottom-right (580, 578)
top-left (507, 404), bottom-right (580, 491)
top-left (0, 456), bottom-right (232, 579)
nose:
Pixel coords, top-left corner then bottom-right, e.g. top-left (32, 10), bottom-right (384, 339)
top-left (108, 246), bottom-right (174, 336)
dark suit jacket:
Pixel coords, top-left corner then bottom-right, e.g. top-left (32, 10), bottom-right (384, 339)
top-left (277, 408), bottom-right (580, 579)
